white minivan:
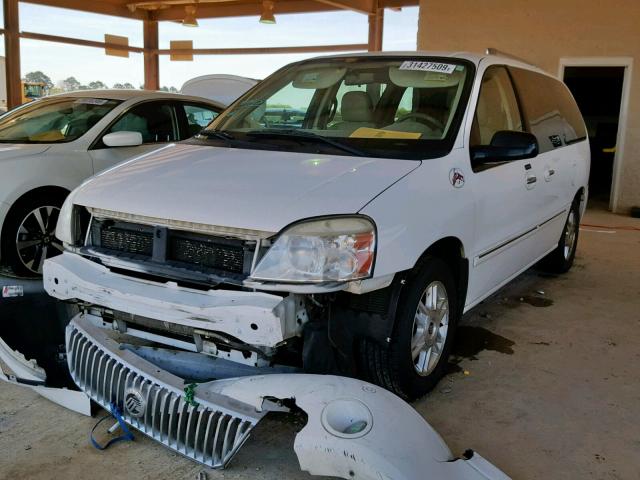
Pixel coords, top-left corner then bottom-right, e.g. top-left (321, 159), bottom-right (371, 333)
top-left (45, 52), bottom-right (589, 403)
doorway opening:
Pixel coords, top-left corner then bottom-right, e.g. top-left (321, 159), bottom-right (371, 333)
top-left (562, 66), bottom-right (625, 207)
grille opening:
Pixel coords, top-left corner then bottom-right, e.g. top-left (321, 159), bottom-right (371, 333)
top-left (168, 234), bottom-right (244, 274)
top-left (100, 224), bottom-right (154, 257)
top-left (89, 218), bottom-right (253, 281)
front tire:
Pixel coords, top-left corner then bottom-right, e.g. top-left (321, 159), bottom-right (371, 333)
top-left (358, 257), bottom-right (459, 400)
top-left (2, 195), bottom-right (65, 277)
top-left (539, 198), bottom-right (580, 274)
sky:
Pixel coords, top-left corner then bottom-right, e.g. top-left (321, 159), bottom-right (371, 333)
top-left (3, 3), bottom-right (419, 90)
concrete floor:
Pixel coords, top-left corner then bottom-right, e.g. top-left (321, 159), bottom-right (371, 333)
top-left (1, 207), bottom-right (639, 480)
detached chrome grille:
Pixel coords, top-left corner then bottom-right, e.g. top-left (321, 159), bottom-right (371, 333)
top-left (66, 317), bottom-right (263, 468)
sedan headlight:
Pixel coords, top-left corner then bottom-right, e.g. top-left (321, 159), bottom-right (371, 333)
top-left (250, 216), bottom-right (376, 283)
top-left (55, 190), bottom-right (86, 246)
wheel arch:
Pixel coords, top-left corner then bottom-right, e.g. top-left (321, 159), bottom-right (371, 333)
top-left (576, 186), bottom-right (587, 219)
top-left (0, 185), bottom-right (70, 262)
top-left (329, 236), bottom-right (470, 352)
top-left (411, 236), bottom-right (470, 313)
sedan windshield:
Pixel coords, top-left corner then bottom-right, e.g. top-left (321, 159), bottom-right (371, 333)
top-left (0, 97), bottom-right (121, 144)
top-left (205, 57), bottom-right (473, 159)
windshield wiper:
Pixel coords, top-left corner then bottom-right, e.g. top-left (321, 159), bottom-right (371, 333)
top-left (246, 129), bottom-right (367, 157)
top-left (201, 129), bottom-right (236, 141)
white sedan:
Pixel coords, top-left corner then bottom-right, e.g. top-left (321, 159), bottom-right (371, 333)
top-left (0, 89), bottom-right (225, 276)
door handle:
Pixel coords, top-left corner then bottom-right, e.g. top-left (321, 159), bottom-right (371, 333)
top-left (544, 168), bottom-right (555, 182)
top-left (526, 174), bottom-right (537, 189)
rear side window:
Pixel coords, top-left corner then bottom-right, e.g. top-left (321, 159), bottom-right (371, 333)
top-left (109, 101), bottom-right (178, 144)
top-left (508, 67), bottom-right (587, 153)
top-left (470, 66), bottom-right (523, 146)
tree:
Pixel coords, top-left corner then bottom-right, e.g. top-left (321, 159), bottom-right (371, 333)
top-left (160, 86), bottom-right (178, 92)
top-left (88, 81), bottom-right (107, 90)
top-left (61, 76), bottom-right (81, 92)
top-left (24, 71), bottom-right (53, 90)
top-left (112, 83), bottom-right (125, 89)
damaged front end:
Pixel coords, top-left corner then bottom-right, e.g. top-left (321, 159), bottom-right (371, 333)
top-left (67, 313), bottom-right (509, 479)
top-left (39, 208), bottom-right (510, 478)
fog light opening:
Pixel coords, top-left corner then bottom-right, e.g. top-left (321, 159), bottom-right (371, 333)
top-left (321, 398), bottom-right (373, 439)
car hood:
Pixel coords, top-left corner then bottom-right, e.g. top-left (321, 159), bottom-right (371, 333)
top-left (73, 143), bottom-right (420, 233)
top-left (0, 144), bottom-right (51, 159)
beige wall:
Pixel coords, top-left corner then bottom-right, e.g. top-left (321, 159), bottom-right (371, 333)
top-left (417, 0), bottom-right (640, 212)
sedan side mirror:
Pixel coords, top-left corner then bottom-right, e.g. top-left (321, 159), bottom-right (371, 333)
top-left (102, 131), bottom-right (143, 147)
top-left (470, 131), bottom-right (538, 168)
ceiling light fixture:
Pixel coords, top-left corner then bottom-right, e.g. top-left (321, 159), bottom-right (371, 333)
top-left (183, 5), bottom-right (199, 27)
top-left (260, 0), bottom-right (276, 24)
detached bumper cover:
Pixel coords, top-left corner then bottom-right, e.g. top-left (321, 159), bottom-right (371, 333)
top-left (67, 314), bottom-right (510, 479)
top-left (44, 253), bottom-right (291, 347)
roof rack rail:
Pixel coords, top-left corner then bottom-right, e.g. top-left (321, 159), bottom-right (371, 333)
top-left (485, 48), bottom-right (535, 66)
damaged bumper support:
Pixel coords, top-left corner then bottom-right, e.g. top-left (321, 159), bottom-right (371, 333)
top-left (67, 314), bottom-right (509, 479)
top-left (45, 253), bottom-right (304, 348)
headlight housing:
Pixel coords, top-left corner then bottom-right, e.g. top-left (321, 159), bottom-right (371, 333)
top-left (55, 190), bottom-right (87, 246)
top-left (250, 216), bottom-right (376, 283)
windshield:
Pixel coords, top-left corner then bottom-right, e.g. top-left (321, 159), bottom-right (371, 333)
top-left (205, 57), bottom-right (473, 159)
top-left (0, 97), bottom-right (121, 144)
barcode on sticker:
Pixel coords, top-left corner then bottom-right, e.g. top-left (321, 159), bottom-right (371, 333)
top-left (399, 61), bottom-right (456, 74)
top-left (2, 285), bottom-right (23, 298)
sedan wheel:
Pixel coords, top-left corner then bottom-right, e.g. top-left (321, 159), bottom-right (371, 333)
top-left (16, 206), bottom-right (63, 274)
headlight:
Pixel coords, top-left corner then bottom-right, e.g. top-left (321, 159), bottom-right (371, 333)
top-left (250, 216), bottom-right (376, 283)
top-left (55, 190), bottom-right (85, 246)
top-left (55, 194), bottom-right (75, 245)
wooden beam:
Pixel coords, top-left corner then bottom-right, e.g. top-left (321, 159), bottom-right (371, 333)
top-left (367, 6), bottom-right (384, 51)
top-left (158, 43), bottom-right (368, 55)
top-left (152, 0), bottom-right (340, 20)
top-left (143, 20), bottom-right (159, 90)
top-left (312, 0), bottom-right (374, 15)
top-left (380, 0), bottom-right (418, 7)
top-left (4, 0), bottom-right (22, 109)
top-left (19, 31), bottom-right (145, 53)
top-left (21, 0), bottom-right (147, 19)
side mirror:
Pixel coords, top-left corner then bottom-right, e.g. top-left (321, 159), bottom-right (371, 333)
top-left (471, 131), bottom-right (538, 167)
top-left (102, 131), bottom-right (143, 148)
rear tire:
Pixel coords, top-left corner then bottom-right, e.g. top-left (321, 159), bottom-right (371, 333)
top-left (358, 257), bottom-right (459, 400)
top-left (1, 193), bottom-right (66, 277)
top-left (539, 198), bottom-right (580, 274)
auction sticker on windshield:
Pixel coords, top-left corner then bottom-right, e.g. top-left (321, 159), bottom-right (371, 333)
top-left (399, 61), bottom-right (456, 74)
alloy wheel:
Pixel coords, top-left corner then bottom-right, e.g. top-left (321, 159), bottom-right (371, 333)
top-left (411, 281), bottom-right (450, 376)
top-left (563, 209), bottom-right (578, 260)
top-left (16, 205), bottom-right (63, 274)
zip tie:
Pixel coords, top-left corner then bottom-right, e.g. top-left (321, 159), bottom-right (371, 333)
top-left (184, 383), bottom-right (200, 407)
